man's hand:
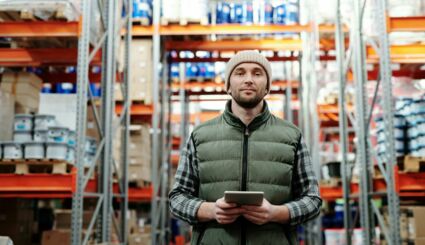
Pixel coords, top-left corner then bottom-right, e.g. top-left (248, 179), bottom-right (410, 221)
top-left (241, 198), bottom-right (290, 225)
top-left (213, 197), bottom-right (243, 224)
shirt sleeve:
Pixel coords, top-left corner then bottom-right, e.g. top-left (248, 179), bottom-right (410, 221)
top-left (285, 135), bottom-right (323, 225)
top-left (169, 134), bottom-right (203, 225)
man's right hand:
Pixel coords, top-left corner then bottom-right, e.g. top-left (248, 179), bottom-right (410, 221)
top-left (197, 197), bottom-right (243, 224)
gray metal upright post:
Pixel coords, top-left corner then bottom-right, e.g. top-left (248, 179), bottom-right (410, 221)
top-left (151, 0), bottom-right (162, 244)
top-left (120, 0), bottom-right (132, 242)
top-left (71, 0), bottom-right (91, 243)
top-left (376, 0), bottom-right (401, 244)
top-left (352, 0), bottom-right (375, 243)
top-left (335, 0), bottom-right (352, 244)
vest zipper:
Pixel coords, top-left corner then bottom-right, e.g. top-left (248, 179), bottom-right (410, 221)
top-left (241, 127), bottom-right (249, 245)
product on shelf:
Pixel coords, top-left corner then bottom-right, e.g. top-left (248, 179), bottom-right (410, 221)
top-left (1, 72), bottom-right (42, 113)
top-left (24, 142), bottom-right (45, 159)
top-left (13, 130), bottom-right (32, 143)
top-left (0, 91), bottom-right (14, 141)
top-left (46, 142), bottom-right (68, 160)
top-left (14, 114), bottom-right (33, 131)
top-left (34, 114), bottom-right (56, 131)
top-left (2, 142), bottom-right (23, 159)
top-left (132, 0), bottom-right (152, 25)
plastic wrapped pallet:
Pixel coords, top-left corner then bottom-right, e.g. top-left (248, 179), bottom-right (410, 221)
top-left (1, 72), bottom-right (42, 113)
top-left (161, 0), bottom-right (180, 22)
top-left (179, 0), bottom-right (208, 24)
top-left (0, 0), bottom-right (80, 21)
top-left (0, 91), bottom-right (14, 141)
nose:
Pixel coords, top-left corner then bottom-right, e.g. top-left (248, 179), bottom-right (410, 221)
top-left (243, 73), bottom-right (254, 84)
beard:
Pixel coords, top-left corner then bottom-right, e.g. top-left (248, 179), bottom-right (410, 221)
top-left (232, 90), bottom-right (265, 109)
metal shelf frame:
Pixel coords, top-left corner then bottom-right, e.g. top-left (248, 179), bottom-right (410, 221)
top-left (335, 0), bottom-right (403, 244)
top-left (71, 0), bottom-right (132, 244)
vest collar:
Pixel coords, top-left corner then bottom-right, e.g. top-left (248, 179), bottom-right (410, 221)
top-left (223, 100), bottom-right (271, 131)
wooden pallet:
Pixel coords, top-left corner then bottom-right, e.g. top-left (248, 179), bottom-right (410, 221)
top-left (0, 9), bottom-right (69, 21)
top-left (133, 17), bottom-right (150, 26)
top-left (129, 180), bottom-right (151, 188)
top-left (0, 159), bottom-right (73, 174)
top-left (161, 17), bottom-right (208, 26)
top-left (320, 178), bottom-right (341, 187)
top-left (399, 155), bottom-right (425, 173)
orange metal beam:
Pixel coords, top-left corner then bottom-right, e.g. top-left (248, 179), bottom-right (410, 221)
top-left (133, 24), bottom-right (311, 36)
top-left (165, 39), bottom-right (303, 51)
top-left (115, 104), bottom-right (153, 116)
top-left (389, 16), bottom-right (425, 32)
top-left (367, 44), bottom-right (425, 64)
top-left (0, 21), bottom-right (79, 37)
top-left (0, 48), bottom-right (102, 67)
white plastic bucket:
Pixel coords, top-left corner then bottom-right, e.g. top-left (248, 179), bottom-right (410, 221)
top-left (34, 114), bottom-right (56, 131)
top-left (24, 142), bottom-right (45, 159)
top-left (46, 142), bottom-right (68, 160)
top-left (48, 127), bottom-right (70, 144)
top-left (14, 114), bottom-right (33, 131)
top-left (3, 142), bottom-right (23, 159)
top-left (34, 130), bottom-right (48, 142)
top-left (13, 130), bottom-right (32, 142)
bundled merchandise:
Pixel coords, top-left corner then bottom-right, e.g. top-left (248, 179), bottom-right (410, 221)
top-left (132, 0), bottom-right (152, 25)
top-left (0, 72), bottom-right (42, 113)
top-left (382, 206), bottom-right (425, 243)
top-left (0, 0), bottom-right (80, 21)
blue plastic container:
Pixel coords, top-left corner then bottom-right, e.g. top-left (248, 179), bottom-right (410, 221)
top-left (274, 3), bottom-right (286, 24)
top-left (89, 83), bottom-right (101, 97)
top-left (198, 63), bottom-right (207, 79)
top-left (231, 2), bottom-right (253, 24)
top-left (41, 84), bottom-right (53, 94)
top-left (186, 63), bottom-right (199, 79)
top-left (170, 63), bottom-right (180, 80)
top-left (132, 0), bottom-right (152, 24)
top-left (216, 2), bottom-right (231, 24)
top-left (261, 2), bottom-right (274, 24)
top-left (56, 83), bottom-right (74, 94)
top-left (286, 0), bottom-right (299, 25)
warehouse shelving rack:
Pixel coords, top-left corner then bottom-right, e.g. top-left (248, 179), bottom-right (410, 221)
top-left (332, 0), bottom-right (425, 245)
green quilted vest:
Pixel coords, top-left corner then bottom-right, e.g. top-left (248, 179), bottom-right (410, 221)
top-left (191, 101), bottom-right (301, 245)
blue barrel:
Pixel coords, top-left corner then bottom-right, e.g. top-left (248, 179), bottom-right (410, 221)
top-left (274, 4), bottom-right (286, 24)
top-left (264, 3), bottom-right (274, 24)
top-left (198, 63), bottom-right (207, 79)
top-left (206, 63), bottom-right (215, 79)
top-left (286, 0), bottom-right (299, 25)
top-left (170, 63), bottom-right (179, 80)
top-left (216, 2), bottom-right (231, 24)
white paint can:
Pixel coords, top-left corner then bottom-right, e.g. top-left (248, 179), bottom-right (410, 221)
top-left (48, 127), bottom-right (70, 144)
top-left (14, 114), bottom-right (33, 131)
top-left (13, 130), bottom-right (33, 142)
top-left (3, 142), bottom-right (23, 159)
top-left (34, 130), bottom-right (48, 142)
top-left (67, 146), bottom-right (75, 164)
top-left (34, 114), bottom-right (56, 131)
top-left (68, 131), bottom-right (76, 147)
top-left (24, 142), bottom-right (45, 159)
top-left (46, 142), bottom-right (68, 160)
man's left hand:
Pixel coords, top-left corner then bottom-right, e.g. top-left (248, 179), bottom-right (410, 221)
top-left (241, 198), bottom-right (290, 225)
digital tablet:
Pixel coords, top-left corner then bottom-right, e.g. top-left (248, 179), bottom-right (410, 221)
top-left (224, 191), bottom-right (264, 206)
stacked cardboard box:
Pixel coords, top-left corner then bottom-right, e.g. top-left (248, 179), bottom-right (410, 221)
top-left (0, 199), bottom-right (35, 245)
top-left (0, 91), bottom-right (15, 141)
top-left (116, 40), bottom-right (153, 104)
top-left (383, 206), bottom-right (425, 244)
top-left (128, 125), bottom-right (151, 183)
top-left (1, 72), bottom-right (42, 113)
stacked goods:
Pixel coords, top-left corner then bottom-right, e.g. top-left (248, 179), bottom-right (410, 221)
top-left (383, 206), bottom-right (425, 244)
top-left (128, 125), bottom-right (151, 183)
top-left (0, 72), bottom-right (42, 113)
top-left (0, 91), bottom-right (14, 141)
top-left (116, 40), bottom-right (153, 104)
top-left (179, 0), bottom-right (209, 25)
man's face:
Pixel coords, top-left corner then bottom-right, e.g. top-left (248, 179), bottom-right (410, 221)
top-left (228, 62), bottom-right (268, 109)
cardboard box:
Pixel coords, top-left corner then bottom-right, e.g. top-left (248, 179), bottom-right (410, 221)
top-left (41, 230), bottom-right (70, 245)
top-left (0, 91), bottom-right (14, 141)
top-left (129, 233), bottom-right (151, 245)
top-left (54, 209), bottom-right (92, 230)
top-left (1, 72), bottom-right (42, 113)
top-left (402, 156), bottom-right (425, 173)
top-left (129, 164), bottom-right (151, 182)
top-left (385, 206), bottom-right (425, 240)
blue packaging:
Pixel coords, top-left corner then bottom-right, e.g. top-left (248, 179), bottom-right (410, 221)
top-left (170, 63), bottom-right (180, 80)
top-left (263, 3), bottom-right (274, 24)
top-left (42, 83), bottom-right (53, 94)
top-left (89, 83), bottom-right (101, 97)
top-left (198, 63), bottom-right (207, 79)
top-left (216, 2), bottom-right (231, 24)
top-left (206, 63), bottom-right (215, 79)
top-left (286, 0), bottom-right (299, 25)
top-left (56, 83), bottom-right (74, 94)
top-left (132, 0), bottom-right (152, 24)
top-left (231, 2), bottom-right (253, 24)
top-left (274, 4), bottom-right (286, 24)
top-left (186, 63), bottom-right (199, 79)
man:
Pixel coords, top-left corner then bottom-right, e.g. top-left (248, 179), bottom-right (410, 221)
top-left (169, 50), bottom-right (322, 245)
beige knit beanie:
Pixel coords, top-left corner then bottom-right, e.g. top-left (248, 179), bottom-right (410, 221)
top-left (224, 50), bottom-right (272, 92)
